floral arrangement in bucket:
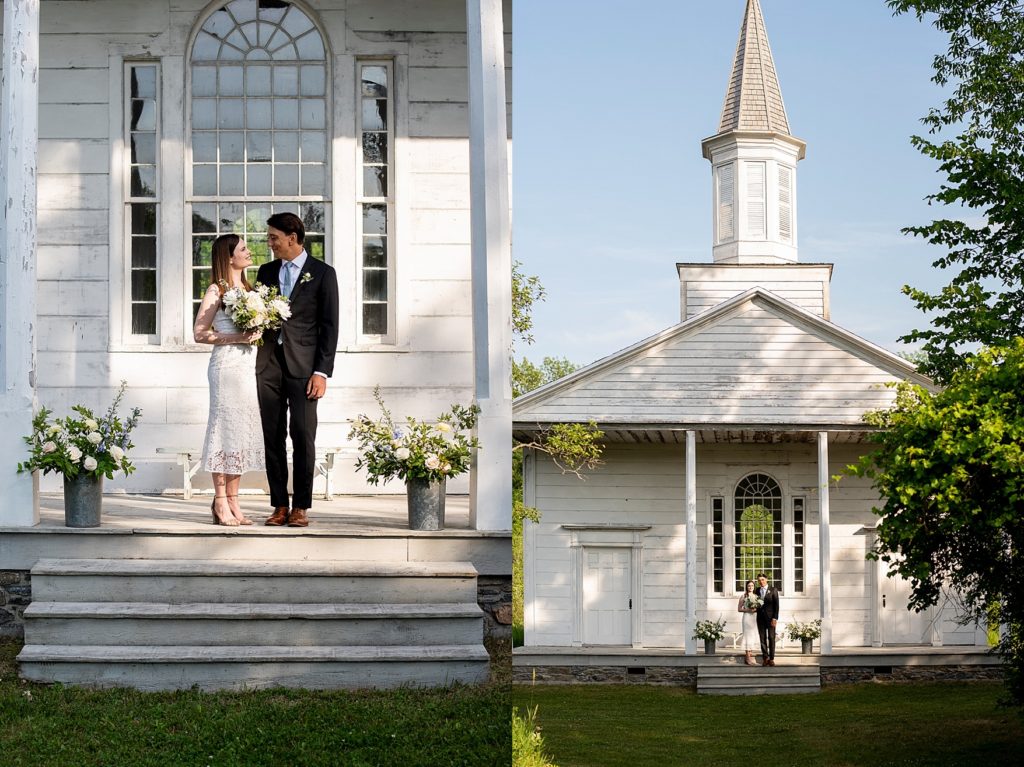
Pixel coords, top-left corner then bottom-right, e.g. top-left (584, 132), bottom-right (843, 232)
top-left (692, 617), bottom-right (728, 642)
top-left (348, 388), bottom-right (480, 530)
top-left (348, 387), bottom-right (480, 486)
top-left (785, 618), bottom-right (823, 642)
top-left (17, 381), bottom-right (140, 481)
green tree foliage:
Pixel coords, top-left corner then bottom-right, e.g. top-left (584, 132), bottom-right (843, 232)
top-left (888, 0), bottom-right (1024, 382)
top-left (848, 339), bottom-right (1024, 703)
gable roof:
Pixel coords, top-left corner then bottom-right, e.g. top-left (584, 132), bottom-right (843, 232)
top-left (514, 288), bottom-right (932, 430)
top-left (717, 0), bottom-right (791, 135)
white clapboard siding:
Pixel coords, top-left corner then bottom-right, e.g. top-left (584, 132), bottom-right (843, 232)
top-left (39, 68), bottom-right (108, 104)
top-left (409, 173), bottom-right (470, 209)
top-left (515, 291), bottom-right (925, 427)
top-left (409, 31), bottom-right (512, 67)
top-left (38, 246), bottom-right (108, 281)
top-left (39, 139), bottom-right (109, 174)
top-left (410, 279), bottom-right (471, 316)
top-left (410, 66), bottom-right (512, 104)
top-left (39, 175), bottom-right (109, 211)
top-left (678, 263), bottom-right (832, 320)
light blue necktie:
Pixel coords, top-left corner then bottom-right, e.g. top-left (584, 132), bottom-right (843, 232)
top-left (281, 261), bottom-right (295, 298)
top-left (277, 261), bottom-right (295, 345)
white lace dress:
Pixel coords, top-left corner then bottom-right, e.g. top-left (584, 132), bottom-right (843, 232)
top-left (739, 596), bottom-right (760, 652)
top-left (200, 307), bottom-right (265, 475)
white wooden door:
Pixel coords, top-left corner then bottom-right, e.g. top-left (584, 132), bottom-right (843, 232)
top-left (582, 547), bottom-right (632, 645)
top-left (881, 572), bottom-right (931, 645)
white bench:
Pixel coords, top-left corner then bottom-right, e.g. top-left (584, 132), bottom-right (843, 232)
top-left (156, 447), bottom-right (354, 501)
top-left (728, 624), bottom-right (788, 650)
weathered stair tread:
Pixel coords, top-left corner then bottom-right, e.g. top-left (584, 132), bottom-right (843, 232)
top-left (31, 558), bottom-right (477, 578)
top-left (18, 644), bottom-right (490, 663)
top-left (24, 601), bottom-right (484, 620)
top-left (698, 686), bottom-right (821, 696)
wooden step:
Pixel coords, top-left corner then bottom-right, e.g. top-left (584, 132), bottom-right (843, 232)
top-left (23, 601), bottom-right (485, 647)
top-left (18, 644), bottom-right (490, 691)
top-left (697, 661), bottom-right (821, 695)
top-left (29, 558), bottom-right (479, 604)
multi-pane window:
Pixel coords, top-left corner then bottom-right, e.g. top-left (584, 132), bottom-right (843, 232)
top-left (793, 496), bottom-right (805, 593)
top-left (358, 62), bottom-right (393, 338)
top-left (712, 497), bottom-right (724, 593)
top-left (189, 0), bottom-right (328, 320)
top-left (126, 63), bottom-right (160, 337)
top-left (733, 473), bottom-right (783, 591)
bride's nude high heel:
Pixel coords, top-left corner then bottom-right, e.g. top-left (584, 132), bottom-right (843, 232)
top-left (226, 494), bottom-right (253, 525)
top-left (211, 496), bottom-right (240, 526)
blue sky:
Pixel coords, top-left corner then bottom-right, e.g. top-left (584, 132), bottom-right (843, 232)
top-left (511, 0), bottom-right (951, 367)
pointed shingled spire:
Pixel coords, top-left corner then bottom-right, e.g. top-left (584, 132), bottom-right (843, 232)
top-left (718, 0), bottom-right (790, 135)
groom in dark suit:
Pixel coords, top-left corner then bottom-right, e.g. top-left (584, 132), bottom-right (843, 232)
top-left (756, 572), bottom-right (780, 666)
top-left (256, 212), bottom-right (339, 527)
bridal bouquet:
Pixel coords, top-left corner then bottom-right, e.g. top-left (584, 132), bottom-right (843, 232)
top-left (744, 594), bottom-right (764, 611)
top-left (221, 282), bottom-right (291, 346)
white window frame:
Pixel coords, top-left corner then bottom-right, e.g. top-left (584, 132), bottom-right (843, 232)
top-left (120, 60), bottom-right (162, 346)
top-left (355, 58), bottom-right (396, 346)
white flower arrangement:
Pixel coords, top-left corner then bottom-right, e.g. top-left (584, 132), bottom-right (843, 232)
top-left (17, 381), bottom-right (140, 480)
top-left (220, 282), bottom-right (291, 346)
top-left (349, 387), bottom-right (480, 485)
top-left (693, 617), bottom-right (728, 642)
top-left (785, 618), bottom-right (823, 641)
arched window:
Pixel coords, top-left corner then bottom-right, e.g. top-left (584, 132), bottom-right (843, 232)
top-left (188, 0), bottom-right (328, 320)
top-left (733, 473), bottom-right (783, 590)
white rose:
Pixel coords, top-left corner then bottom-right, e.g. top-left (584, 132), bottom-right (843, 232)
top-left (435, 423), bottom-right (452, 433)
top-left (85, 419), bottom-right (98, 431)
top-left (83, 456), bottom-right (98, 471)
top-left (441, 462), bottom-right (452, 474)
top-left (425, 454), bottom-right (440, 470)
top-left (87, 431), bottom-right (102, 445)
top-left (272, 300), bottom-right (291, 320)
top-left (110, 445), bottom-right (125, 462)
top-left (47, 424), bottom-right (62, 436)
top-left (41, 441), bottom-right (57, 454)
top-left (67, 445), bottom-right (82, 462)
top-left (395, 447), bottom-right (411, 461)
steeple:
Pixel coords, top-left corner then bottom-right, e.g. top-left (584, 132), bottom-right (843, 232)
top-left (718, 0), bottom-right (790, 135)
top-left (701, 0), bottom-right (806, 265)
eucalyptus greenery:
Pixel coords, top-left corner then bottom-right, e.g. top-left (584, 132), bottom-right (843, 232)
top-left (16, 381), bottom-right (141, 481)
top-left (348, 387), bottom-right (479, 485)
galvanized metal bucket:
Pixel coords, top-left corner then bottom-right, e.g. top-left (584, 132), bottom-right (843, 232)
top-left (406, 477), bottom-right (446, 531)
top-left (64, 472), bottom-right (103, 528)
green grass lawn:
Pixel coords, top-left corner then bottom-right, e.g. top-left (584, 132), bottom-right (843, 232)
top-left (512, 681), bottom-right (1024, 767)
top-left (1, 639), bottom-right (510, 767)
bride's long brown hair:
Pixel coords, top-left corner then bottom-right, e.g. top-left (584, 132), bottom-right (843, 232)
top-left (210, 233), bottom-right (253, 294)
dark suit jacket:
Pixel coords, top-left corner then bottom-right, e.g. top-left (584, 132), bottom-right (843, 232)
top-left (756, 585), bottom-right (780, 624)
top-left (255, 255), bottom-right (339, 378)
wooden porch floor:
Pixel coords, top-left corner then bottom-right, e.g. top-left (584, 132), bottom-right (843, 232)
top-left (34, 492), bottom-right (472, 533)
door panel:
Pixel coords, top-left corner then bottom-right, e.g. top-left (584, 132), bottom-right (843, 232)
top-left (582, 547), bottom-right (631, 645)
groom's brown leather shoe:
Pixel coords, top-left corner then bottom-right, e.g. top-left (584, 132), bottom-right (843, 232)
top-left (762, 658), bottom-right (769, 666)
top-left (265, 506), bottom-right (290, 526)
top-left (287, 508), bottom-right (309, 527)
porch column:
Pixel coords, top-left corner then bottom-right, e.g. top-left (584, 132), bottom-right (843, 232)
top-left (0, 0), bottom-right (40, 527)
top-left (684, 430), bottom-right (697, 654)
top-left (817, 431), bottom-right (833, 654)
top-left (466, 0), bottom-right (512, 531)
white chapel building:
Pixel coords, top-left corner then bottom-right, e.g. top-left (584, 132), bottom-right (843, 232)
top-left (513, 0), bottom-right (987, 657)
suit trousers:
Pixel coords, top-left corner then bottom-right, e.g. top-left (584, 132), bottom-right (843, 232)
top-left (757, 615), bottom-right (777, 660)
top-left (257, 343), bottom-right (317, 509)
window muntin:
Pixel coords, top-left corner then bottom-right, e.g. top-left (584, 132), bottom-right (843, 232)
top-left (126, 63), bottom-right (160, 339)
top-left (733, 473), bottom-right (783, 591)
top-left (358, 62), bottom-right (393, 339)
top-left (793, 496), bottom-right (805, 593)
top-left (712, 496), bottom-right (724, 593)
top-left (189, 0), bottom-right (328, 321)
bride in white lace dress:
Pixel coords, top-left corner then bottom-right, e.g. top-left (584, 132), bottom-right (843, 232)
top-left (738, 580), bottom-right (760, 666)
top-left (193, 234), bottom-right (265, 526)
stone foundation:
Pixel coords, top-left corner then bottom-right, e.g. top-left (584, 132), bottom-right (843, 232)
top-left (822, 664), bottom-right (1003, 686)
top-left (0, 570), bottom-right (31, 639)
top-left (477, 575), bottom-right (512, 642)
top-left (513, 664), bottom-right (697, 686)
